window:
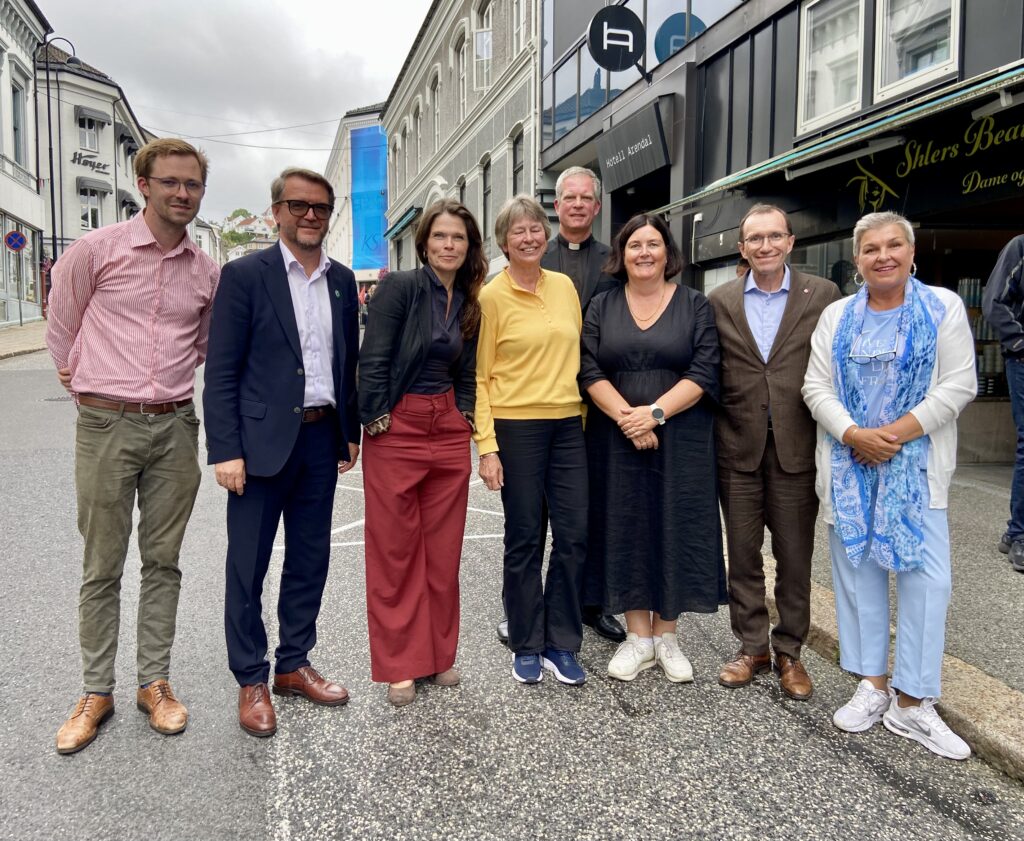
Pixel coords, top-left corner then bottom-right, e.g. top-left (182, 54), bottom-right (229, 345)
top-left (401, 127), bottom-right (408, 190)
top-left (413, 108), bottom-right (421, 173)
top-left (875, 0), bottom-right (958, 102)
top-left (80, 189), bottom-right (102, 230)
top-left (512, 132), bottom-right (524, 196)
top-left (11, 80), bottom-right (27, 166)
top-left (395, 237), bottom-right (403, 270)
top-left (512, 0), bottom-right (525, 56)
top-left (457, 177), bottom-right (466, 206)
top-left (456, 36), bottom-right (468, 121)
top-left (798, 0), bottom-right (864, 133)
top-left (431, 76), bottom-right (441, 151)
top-left (79, 117), bottom-right (99, 151)
top-left (481, 160), bottom-right (492, 238)
top-left (475, 2), bottom-right (493, 90)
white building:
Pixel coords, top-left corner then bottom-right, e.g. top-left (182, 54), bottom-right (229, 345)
top-left (226, 236), bottom-right (275, 264)
top-left (324, 102), bottom-right (387, 286)
top-left (0, 0), bottom-right (50, 326)
top-left (193, 216), bottom-right (223, 266)
top-left (382, 0), bottom-right (537, 275)
top-left (35, 44), bottom-right (148, 262)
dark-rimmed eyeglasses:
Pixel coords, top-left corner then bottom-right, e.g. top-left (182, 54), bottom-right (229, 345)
top-left (274, 200), bottom-right (334, 220)
top-left (146, 176), bottom-right (205, 195)
top-left (849, 347), bottom-right (897, 365)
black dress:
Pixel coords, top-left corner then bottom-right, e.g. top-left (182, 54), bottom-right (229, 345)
top-left (579, 284), bottom-right (727, 620)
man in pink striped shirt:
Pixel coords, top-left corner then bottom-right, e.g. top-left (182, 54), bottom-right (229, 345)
top-left (46, 138), bottom-right (219, 755)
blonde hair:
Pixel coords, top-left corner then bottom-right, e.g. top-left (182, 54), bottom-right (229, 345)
top-left (134, 138), bottom-right (209, 182)
top-left (494, 195), bottom-right (551, 256)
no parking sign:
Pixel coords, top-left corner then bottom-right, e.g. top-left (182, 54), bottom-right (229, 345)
top-left (4, 230), bottom-right (27, 252)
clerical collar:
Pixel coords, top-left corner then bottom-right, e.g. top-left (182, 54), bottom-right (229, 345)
top-left (558, 233), bottom-right (593, 252)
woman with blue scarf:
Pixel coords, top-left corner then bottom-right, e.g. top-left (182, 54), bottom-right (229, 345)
top-left (803, 212), bottom-right (977, 760)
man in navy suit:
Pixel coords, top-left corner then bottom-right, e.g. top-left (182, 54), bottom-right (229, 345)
top-left (204, 167), bottom-right (360, 737)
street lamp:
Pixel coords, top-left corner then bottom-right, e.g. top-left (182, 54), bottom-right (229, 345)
top-left (40, 36), bottom-right (82, 267)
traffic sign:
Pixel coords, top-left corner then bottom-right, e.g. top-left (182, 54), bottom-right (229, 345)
top-left (4, 230), bottom-right (27, 252)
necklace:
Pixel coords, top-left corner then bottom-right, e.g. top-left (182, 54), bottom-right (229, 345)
top-left (625, 283), bottom-right (667, 323)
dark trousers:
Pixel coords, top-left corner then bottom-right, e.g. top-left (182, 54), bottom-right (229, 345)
top-left (363, 391), bottom-right (471, 683)
top-left (1006, 357), bottom-right (1024, 540)
top-left (718, 432), bottom-right (818, 660)
top-left (496, 416), bottom-right (588, 654)
top-left (224, 416), bottom-right (339, 686)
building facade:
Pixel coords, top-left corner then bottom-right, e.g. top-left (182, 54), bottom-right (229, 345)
top-left (324, 103), bottom-right (388, 286)
top-left (0, 0), bottom-right (50, 326)
top-left (35, 45), bottom-right (148, 264)
top-left (193, 216), bottom-right (223, 267)
top-left (382, 0), bottom-right (537, 275)
top-left (541, 0), bottom-right (1024, 461)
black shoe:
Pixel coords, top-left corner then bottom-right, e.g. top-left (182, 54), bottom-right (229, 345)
top-left (1010, 541), bottom-right (1024, 573)
top-left (583, 613), bottom-right (626, 642)
top-left (999, 532), bottom-right (1012, 554)
top-left (496, 619), bottom-right (509, 646)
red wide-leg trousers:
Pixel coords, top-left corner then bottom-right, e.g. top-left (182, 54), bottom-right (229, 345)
top-left (362, 390), bottom-right (472, 683)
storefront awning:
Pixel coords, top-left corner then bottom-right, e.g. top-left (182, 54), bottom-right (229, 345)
top-left (117, 189), bottom-right (139, 207)
top-left (77, 176), bottom-right (112, 194)
top-left (383, 206), bottom-right (422, 241)
top-left (75, 105), bottom-right (111, 126)
top-left (652, 61), bottom-right (1024, 217)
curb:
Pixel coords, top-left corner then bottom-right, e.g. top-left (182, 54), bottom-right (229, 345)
top-left (0, 344), bottom-right (47, 360)
top-left (763, 555), bottom-right (1024, 783)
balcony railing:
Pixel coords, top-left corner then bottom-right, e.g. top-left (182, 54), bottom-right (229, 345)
top-left (0, 154), bottom-right (37, 189)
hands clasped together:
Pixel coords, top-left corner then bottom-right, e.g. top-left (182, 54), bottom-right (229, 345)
top-left (618, 404), bottom-right (660, 451)
top-left (846, 424), bottom-right (901, 466)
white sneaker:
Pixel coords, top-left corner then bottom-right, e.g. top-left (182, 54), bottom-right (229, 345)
top-left (833, 679), bottom-right (891, 733)
top-left (607, 633), bottom-right (655, 681)
top-left (883, 695), bottom-right (971, 760)
top-left (654, 633), bottom-right (693, 683)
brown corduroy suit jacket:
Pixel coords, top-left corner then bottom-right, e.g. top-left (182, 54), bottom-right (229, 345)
top-left (709, 269), bottom-right (841, 473)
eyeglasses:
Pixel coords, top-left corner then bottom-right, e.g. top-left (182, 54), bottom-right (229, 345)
top-left (849, 347), bottom-right (897, 365)
top-left (146, 176), bottom-right (205, 195)
top-left (274, 200), bottom-right (334, 220)
top-left (742, 232), bottom-right (790, 247)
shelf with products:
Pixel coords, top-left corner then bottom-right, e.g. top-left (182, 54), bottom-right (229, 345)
top-left (957, 276), bottom-right (1006, 399)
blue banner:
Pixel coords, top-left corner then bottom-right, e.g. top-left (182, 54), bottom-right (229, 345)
top-left (351, 126), bottom-right (387, 270)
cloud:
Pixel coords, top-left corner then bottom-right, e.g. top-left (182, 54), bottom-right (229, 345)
top-left (40, 0), bottom-right (429, 220)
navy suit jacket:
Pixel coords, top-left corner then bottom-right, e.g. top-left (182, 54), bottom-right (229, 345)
top-left (203, 244), bottom-right (360, 477)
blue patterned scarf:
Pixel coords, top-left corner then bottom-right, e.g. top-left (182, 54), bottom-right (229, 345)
top-left (830, 277), bottom-right (945, 572)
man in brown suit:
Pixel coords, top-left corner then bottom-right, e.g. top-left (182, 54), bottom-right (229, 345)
top-left (709, 204), bottom-right (841, 700)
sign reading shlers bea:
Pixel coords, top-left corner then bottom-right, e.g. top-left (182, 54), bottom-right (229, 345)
top-left (596, 101), bottom-right (671, 193)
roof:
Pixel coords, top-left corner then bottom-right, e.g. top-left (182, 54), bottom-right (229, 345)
top-left (345, 102), bottom-right (386, 118)
top-left (37, 44), bottom-right (113, 84)
top-left (381, 0), bottom-right (443, 120)
top-left (24, 0), bottom-right (52, 34)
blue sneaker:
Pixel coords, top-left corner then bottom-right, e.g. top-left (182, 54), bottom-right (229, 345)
top-left (512, 653), bottom-right (543, 684)
top-left (542, 648), bottom-right (586, 685)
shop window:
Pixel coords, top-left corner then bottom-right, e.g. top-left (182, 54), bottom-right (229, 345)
top-left (475, 2), bottom-right (493, 90)
top-left (511, 132), bottom-right (524, 196)
top-left (798, 0), bottom-right (865, 133)
top-left (80, 189), bottom-right (102, 230)
top-left (874, 0), bottom-right (958, 103)
top-left (11, 79), bottom-right (26, 165)
top-left (79, 116), bottom-right (99, 151)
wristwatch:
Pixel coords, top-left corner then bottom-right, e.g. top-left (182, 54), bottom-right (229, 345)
top-left (650, 403), bottom-right (666, 425)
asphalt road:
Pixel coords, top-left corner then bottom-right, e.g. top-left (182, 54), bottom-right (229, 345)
top-left (2, 350), bottom-right (1023, 841)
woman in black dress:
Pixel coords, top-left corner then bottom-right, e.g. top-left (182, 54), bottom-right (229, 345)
top-left (580, 213), bottom-right (726, 683)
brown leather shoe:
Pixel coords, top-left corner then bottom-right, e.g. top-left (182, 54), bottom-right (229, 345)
top-left (428, 668), bottom-right (461, 687)
top-left (238, 684), bottom-right (277, 737)
top-left (136, 679), bottom-right (188, 735)
top-left (718, 651), bottom-right (772, 688)
top-left (273, 666), bottom-right (349, 706)
top-left (56, 693), bottom-right (114, 755)
top-left (775, 654), bottom-right (814, 701)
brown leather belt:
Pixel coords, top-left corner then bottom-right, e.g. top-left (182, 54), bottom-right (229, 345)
top-left (302, 406), bottom-right (334, 423)
top-left (78, 394), bottom-right (193, 415)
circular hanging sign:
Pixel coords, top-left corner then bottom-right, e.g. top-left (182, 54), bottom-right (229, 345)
top-left (4, 230), bottom-right (27, 252)
top-left (587, 6), bottom-right (646, 73)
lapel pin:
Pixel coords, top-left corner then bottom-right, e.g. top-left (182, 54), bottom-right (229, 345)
top-left (334, 289), bottom-right (340, 298)
top-left (803, 288), bottom-right (809, 294)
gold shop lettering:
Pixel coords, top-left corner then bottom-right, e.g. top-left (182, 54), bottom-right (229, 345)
top-left (964, 115), bottom-right (1024, 157)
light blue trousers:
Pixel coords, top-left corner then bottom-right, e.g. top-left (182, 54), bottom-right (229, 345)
top-left (828, 476), bottom-right (952, 699)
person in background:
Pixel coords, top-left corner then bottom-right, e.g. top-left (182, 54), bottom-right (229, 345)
top-left (46, 138), bottom-right (219, 754)
top-left (735, 256), bottom-right (750, 279)
top-left (359, 200), bottom-right (486, 706)
top-left (476, 195), bottom-right (588, 687)
top-left (709, 203), bottom-right (840, 702)
top-left (581, 214), bottom-right (725, 683)
top-left (982, 234), bottom-right (1024, 573)
top-left (803, 211), bottom-right (976, 760)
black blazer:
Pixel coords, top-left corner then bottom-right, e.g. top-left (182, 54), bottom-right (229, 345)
top-left (540, 236), bottom-right (618, 314)
top-left (358, 267), bottom-right (477, 424)
top-left (203, 244), bottom-right (360, 477)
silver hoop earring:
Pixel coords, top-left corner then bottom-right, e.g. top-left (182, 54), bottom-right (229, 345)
top-left (853, 273), bottom-right (865, 288)
top-left (911, 262), bottom-right (918, 277)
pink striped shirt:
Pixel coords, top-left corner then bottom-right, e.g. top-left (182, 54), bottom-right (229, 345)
top-left (46, 212), bottom-right (220, 402)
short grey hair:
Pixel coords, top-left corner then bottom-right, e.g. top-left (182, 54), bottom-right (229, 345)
top-left (494, 194), bottom-right (551, 256)
top-left (853, 211), bottom-right (915, 255)
top-left (271, 167), bottom-right (335, 205)
top-left (555, 166), bottom-right (601, 201)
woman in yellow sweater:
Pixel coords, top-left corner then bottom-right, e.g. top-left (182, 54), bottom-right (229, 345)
top-left (475, 195), bottom-right (588, 686)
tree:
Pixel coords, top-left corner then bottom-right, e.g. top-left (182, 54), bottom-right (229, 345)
top-left (229, 208), bottom-right (252, 219)
top-left (222, 230), bottom-right (256, 249)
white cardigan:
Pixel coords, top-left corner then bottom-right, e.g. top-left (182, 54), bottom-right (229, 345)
top-left (801, 286), bottom-right (977, 523)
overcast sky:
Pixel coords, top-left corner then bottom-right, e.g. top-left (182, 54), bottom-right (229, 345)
top-left (40, 0), bottom-right (431, 222)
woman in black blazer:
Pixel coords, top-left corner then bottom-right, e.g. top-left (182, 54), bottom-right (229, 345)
top-left (359, 200), bottom-right (487, 706)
